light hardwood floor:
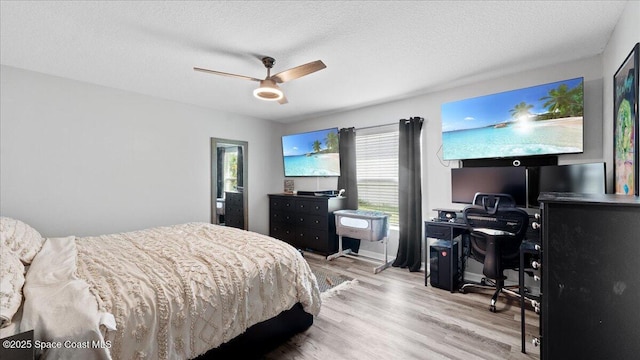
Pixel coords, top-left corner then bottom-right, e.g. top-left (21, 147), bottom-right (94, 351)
top-left (267, 253), bottom-right (540, 360)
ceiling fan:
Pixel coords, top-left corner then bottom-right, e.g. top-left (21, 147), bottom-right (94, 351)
top-left (194, 57), bottom-right (326, 104)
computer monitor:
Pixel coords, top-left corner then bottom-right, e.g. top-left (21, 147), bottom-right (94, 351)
top-left (451, 166), bottom-right (527, 207)
top-left (528, 162), bottom-right (606, 207)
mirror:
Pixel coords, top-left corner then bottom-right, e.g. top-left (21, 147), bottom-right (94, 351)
top-left (211, 138), bottom-right (248, 230)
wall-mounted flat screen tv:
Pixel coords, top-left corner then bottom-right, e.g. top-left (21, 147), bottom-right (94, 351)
top-left (441, 77), bottom-right (584, 160)
top-left (451, 166), bottom-right (527, 207)
top-left (282, 127), bottom-right (341, 177)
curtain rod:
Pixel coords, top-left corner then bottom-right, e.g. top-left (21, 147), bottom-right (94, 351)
top-left (355, 117), bottom-right (423, 131)
top-left (354, 122), bottom-right (397, 131)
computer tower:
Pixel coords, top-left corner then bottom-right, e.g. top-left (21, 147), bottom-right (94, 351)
top-left (429, 240), bottom-right (459, 290)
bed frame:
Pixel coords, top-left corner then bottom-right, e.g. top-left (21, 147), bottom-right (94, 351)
top-left (195, 303), bottom-right (313, 359)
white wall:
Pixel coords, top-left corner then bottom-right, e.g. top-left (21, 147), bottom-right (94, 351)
top-left (0, 65), bottom-right (284, 237)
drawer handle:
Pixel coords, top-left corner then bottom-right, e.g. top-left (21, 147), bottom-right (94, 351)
top-left (286, 203), bottom-right (290, 207)
top-left (315, 236), bottom-right (319, 240)
top-left (315, 206), bottom-right (319, 210)
top-left (315, 220), bottom-right (319, 224)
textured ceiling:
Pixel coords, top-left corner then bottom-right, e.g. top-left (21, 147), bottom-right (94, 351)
top-left (0, 1), bottom-right (627, 123)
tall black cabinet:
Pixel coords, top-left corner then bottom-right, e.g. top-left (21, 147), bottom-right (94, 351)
top-left (268, 194), bottom-right (346, 255)
top-left (224, 191), bottom-right (245, 229)
top-left (539, 193), bottom-right (640, 359)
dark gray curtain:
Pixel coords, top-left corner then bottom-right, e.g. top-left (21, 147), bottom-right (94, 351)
top-left (337, 127), bottom-right (360, 253)
top-left (236, 146), bottom-right (243, 191)
top-left (393, 117), bottom-right (423, 272)
top-left (216, 147), bottom-right (225, 198)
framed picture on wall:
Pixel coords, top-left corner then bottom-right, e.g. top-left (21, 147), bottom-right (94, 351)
top-left (613, 42), bottom-right (639, 196)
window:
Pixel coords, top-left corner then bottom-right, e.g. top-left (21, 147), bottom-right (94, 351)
top-left (223, 148), bottom-right (238, 192)
top-left (356, 124), bottom-right (399, 226)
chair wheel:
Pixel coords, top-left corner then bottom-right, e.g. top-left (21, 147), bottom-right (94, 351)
top-left (459, 287), bottom-right (467, 294)
top-left (490, 305), bottom-right (496, 312)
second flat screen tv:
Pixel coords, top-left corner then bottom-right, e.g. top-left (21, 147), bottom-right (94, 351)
top-left (282, 128), bottom-right (341, 177)
top-left (527, 162), bottom-right (606, 207)
top-left (441, 77), bottom-right (584, 161)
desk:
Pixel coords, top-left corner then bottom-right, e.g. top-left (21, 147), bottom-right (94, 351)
top-left (424, 220), bottom-right (468, 292)
top-left (427, 218), bottom-right (541, 353)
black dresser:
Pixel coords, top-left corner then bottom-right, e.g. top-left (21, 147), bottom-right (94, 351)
top-left (538, 192), bottom-right (640, 359)
top-left (224, 191), bottom-right (244, 229)
top-left (268, 194), bottom-right (346, 255)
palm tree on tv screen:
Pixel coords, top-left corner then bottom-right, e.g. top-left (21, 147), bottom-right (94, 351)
top-left (325, 131), bottom-right (339, 152)
top-left (540, 83), bottom-right (583, 118)
top-left (568, 84), bottom-right (584, 116)
top-left (509, 101), bottom-right (534, 120)
top-left (312, 140), bottom-right (322, 153)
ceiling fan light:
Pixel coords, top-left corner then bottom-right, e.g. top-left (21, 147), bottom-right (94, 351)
top-left (253, 80), bottom-right (283, 101)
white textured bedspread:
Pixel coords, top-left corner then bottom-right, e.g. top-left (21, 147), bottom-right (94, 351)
top-left (22, 223), bottom-right (321, 360)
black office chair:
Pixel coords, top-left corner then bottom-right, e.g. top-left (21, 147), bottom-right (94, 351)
top-left (460, 193), bottom-right (530, 312)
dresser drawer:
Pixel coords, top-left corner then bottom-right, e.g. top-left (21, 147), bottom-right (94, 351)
top-left (270, 197), bottom-right (295, 211)
top-left (270, 224), bottom-right (295, 242)
top-left (425, 223), bottom-right (452, 239)
top-left (271, 210), bottom-right (295, 224)
top-left (296, 213), bottom-right (327, 230)
top-left (296, 199), bottom-right (328, 214)
top-left (295, 228), bottom-right (331, 252)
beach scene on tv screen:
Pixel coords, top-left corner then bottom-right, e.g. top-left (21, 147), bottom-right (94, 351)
top-left (282, 128), bottom-right (340, 176)
top-left (441, 77), bottom-right (584, 160)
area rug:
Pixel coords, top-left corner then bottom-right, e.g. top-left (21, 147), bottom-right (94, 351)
top-left (310, 266), bottom-right (359, 299)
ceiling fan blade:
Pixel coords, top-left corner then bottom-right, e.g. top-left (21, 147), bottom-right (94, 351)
top-left (278, 95), bottom-right (289, 105)
top-left (193, 67), bottom-right (261, 82)
top-left (271, 60), bottom-right (326, 83)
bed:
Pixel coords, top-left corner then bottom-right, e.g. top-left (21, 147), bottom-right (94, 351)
top-left (0, 217), bottom-right (321, 359)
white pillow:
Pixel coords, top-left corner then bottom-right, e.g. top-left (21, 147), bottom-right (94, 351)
top-left (0, 247), bottom-right (25, 328)
top-left (0, 217), bottom-right (45, 265)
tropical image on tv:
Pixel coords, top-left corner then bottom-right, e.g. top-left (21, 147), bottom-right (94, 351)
top-left (441, 77), bottom-right (584, 160)
top-left (282, 128), bottom-right (340, 176)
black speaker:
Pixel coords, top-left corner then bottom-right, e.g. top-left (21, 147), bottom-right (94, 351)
top-left (461, 155), bottom-right (558, 168)
top-left (428, 240), bottom-right (459, 290)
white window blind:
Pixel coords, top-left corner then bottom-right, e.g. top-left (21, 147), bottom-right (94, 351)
top-left (355, 124), bottom-right (399, 226)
